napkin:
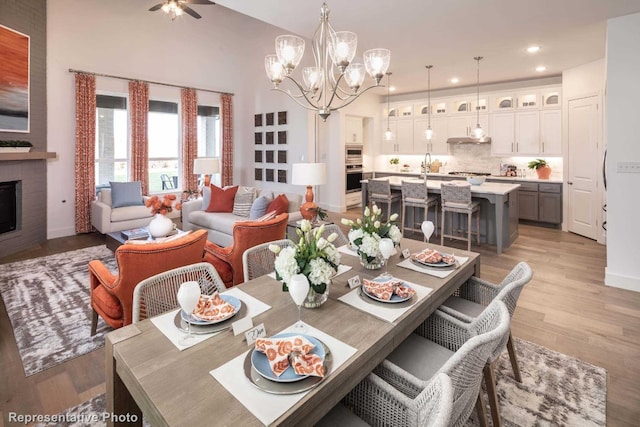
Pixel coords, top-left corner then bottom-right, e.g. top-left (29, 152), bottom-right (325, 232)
top-left (362, 278), bottom-right (416, 301)
top-left (413, 248), bottom-right (455, 265)
top-left (254, 335), bottom-right (324, 377)
top-left (192, 292), bottom-right (235, 321)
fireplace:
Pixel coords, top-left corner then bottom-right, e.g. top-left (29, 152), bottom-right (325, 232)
top-left (0, 181), bottom-right (20, 234)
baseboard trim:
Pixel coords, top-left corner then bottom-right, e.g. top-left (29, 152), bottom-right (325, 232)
top-left (605, 268), bottom-right (640, 292)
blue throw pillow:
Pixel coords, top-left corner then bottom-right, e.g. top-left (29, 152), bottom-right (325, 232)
top-left (249, 195), bottom-right (273, 220)
top-left (110, 181), bottom-right (143, 208)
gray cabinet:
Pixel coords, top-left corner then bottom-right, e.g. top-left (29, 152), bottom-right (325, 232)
top-left (539, 184), bottom-right (562, 224)
top-left (487, 179), bottom-right (562, 226)
top-left (517, 182), bottom-right (539, 221)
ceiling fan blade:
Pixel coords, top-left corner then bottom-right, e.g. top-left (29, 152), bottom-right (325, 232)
top-left (184, 0), bottom-right (215, 4)
top-left (148, 3), bottom-right (164, 11)
top-left (181, 5), bottom-right (202, 19)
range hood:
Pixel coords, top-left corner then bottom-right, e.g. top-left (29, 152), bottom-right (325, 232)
top-left (446, 136), bottom-right (492, 144)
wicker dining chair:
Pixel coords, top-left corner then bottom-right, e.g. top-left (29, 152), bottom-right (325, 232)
top-left (242, 239), bottom-right (294, 282)
top-left (368, 178), bottom-right (402, 220)
top-left (401, 180), bottom-right (439, 238)
top-left (132, 262), bottom-right (226, 323)
top-left (440, 182), bottom-right (480, 251)
top-left (319, 223), bottom-right (349, 247)
top-left (438, 261), bottom-right (533, 426)
top-left (383, 300), bottom-right (511, 427)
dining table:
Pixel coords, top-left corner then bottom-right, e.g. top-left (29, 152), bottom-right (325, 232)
top-left (106, 237), bottom-right (480, 426)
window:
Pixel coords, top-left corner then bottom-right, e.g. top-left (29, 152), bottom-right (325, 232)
top-left (148, 100), bottom-right (179, 193)
top-left (95, 95), bottom-right (128, 187)
top-left (197, 105), bottom-right (221, 186)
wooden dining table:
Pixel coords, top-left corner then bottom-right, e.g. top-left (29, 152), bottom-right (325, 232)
top-left (106, 238), bottom-right (480, 426)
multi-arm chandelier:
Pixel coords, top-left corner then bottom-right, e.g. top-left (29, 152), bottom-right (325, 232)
top-left (264, 3), bottom-right (391, 121)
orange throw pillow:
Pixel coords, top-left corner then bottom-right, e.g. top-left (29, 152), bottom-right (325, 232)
top-left (267, 194), bottom-right (289, 215)
top-left (206, 185), bottom-right (238, 213)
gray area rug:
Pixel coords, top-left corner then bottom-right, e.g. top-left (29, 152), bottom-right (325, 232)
top-left (39, 338), bottom-right (605, 427)
top-left (0, 246), bottom-right (116, 376)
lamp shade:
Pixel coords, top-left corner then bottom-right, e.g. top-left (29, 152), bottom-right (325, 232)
top-left (193, 157), bottom-right (220, 175)
top-left (291, 163), bottom-right (326, 186)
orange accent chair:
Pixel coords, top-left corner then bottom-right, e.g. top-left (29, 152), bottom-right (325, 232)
top-left (203, 213), bottom-right (289, 288)
top-left (89, 229), bottom-right (208, 334)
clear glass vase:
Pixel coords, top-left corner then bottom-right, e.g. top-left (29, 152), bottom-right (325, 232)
top-left (303, 281), bottom-right (330, 308)
top-left (359, 253), bottom-right (384, 270)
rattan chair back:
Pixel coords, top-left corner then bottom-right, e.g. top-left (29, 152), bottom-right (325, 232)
top-left (242, 239), bottom-right (294, 282)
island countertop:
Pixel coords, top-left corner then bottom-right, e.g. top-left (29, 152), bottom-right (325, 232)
top-left (362, 176), bottom-right (521, 196)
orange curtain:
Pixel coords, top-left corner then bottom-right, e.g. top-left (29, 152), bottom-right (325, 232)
top-left (221, 93), bottom-right (233, 187)
top-left (74, 73), bottom-right (96, 234)
top-left (129, 81), bottom-right (149, 194)
top-left (181, 88), bottom-right (198, 192)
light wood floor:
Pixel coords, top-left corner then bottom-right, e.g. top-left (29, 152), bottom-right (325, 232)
top-left (1, 220), bottom-right (638, 426)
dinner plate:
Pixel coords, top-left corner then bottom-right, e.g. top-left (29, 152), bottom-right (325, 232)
top-left (411, 252), bottom-right (456, 268)
top-left (173, 301), bottom-right (246, 335)
top-left (361, 279), bottom-right (414, 304)
top-left (251, 333), bottom-right (326, 383)
top-left (181, 294), bottom-right (241, 325)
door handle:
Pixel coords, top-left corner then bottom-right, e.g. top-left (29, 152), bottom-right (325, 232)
top-left (567, 181), bottom-right (573, 185)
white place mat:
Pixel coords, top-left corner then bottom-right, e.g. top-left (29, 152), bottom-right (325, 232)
top-left (397, 255), bottom-right (469, 278)
top-left (338, 279), bottom-right (432, 323)
top-left (337, 245), bottom-right (358, 257)
top-left (210, 323), bottom-right (357, 426)
top-left (267, 264), bottom-right (353, 280)
top-left (151, 288), bottom-right (271, 351)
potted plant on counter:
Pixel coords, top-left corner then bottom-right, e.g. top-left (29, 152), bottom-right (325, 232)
top-left (389, 157), bottom-right (399, 171)
top-left (528, 158), bottom-right (552, 179)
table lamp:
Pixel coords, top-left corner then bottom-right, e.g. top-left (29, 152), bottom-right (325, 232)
top-left (292, 162), bottom-right (326, 221)
top-left (193, 157), bottom-right (220, 189)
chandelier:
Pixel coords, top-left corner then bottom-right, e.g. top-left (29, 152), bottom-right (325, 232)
top-left (264, 3), bottom-right (391, 121)
top-left (471, 56), bottom-right (486, 139)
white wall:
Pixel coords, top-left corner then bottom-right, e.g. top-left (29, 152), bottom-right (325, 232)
top-left (46, 0), bottom-right (310, 238)
top-left (604, 13), bottom-right (640, 291)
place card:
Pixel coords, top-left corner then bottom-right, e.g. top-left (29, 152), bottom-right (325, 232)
top-left (347, 275), bottom-right (361, 289)
top-left (232, 315), bottom-right (254, 336)
top-left (245, 323), bottom-right (267, 346)
top-left (401, 248), bottom-right (411, 259)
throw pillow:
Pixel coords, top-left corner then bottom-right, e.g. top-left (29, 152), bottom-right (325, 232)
top-left (266, 194), bottom-right (289, 215)
top-left (249, 195), bottom-right (273, 220)
top-left (232, 192), bottom-right (255, 217)
top-left (110, 181), bottom-right (143, 208)
top-left (206, 185), bottom-right (238, 213)
top-left (201, 186), bottom-right (211, 210)
top-left (254, 211), bottom-right (277, 222)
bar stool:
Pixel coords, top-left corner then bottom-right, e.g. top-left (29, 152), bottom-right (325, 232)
top-left (368, 178), bottom-right (401, 220)
top-left (401, 180), bottom-right (439, 239)
top-left (440, 182), bottom-right (480, 251)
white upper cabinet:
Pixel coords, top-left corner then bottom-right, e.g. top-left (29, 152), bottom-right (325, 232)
top-left (540, 109), bottom-right (561, 155)
top-left (542, 90), bottom-right (561, 108)
top-left (515, 111), bottom-right (540, 154)
top-left (449, 114), bottom-right (489, 137)
top-left (414, 117), bottom-right (448, 155)
top-left (516, 90), bottom-right (539, 109)
top-left (345, 116), bottom-right (363, 145)
top-left (490, 113), bottom-right (516, 155)
top-left (491, 94), bottom-right (515, 111)
top-left (379, 120), bottom-right (414, 154)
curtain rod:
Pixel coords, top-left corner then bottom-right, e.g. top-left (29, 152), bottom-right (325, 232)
top-left (68, 68), bottom-right (234, 96)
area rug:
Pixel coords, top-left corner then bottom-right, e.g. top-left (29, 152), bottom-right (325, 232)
top-left (0, 246), bottom-right (116, 376)
top-left (40, 338), bottom-right (605, 427)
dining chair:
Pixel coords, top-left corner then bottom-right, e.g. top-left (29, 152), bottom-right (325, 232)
top-left (383, 300), bottom-right (511, 427)
top-left (401, 180), bottom-right (439, 238)
top-left (440, 182), bottom-right (480, 251)
top-left (438, 261), bottom-right (533, 426)
top-left (321, 372), bottom-right (454, 427)
top-left (242, 239), bottom-right (294, 282)
top-left (132, 262), bottom-right (226, 323)
top-left (368, 178), bottom-right (401, 220)
top-left (319, 223), bottom-right (349, 247)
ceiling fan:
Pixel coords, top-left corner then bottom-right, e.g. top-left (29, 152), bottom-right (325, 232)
top-left (149, 0), bottom-right (215, 20)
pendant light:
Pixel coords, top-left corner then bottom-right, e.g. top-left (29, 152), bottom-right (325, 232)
top-left (425, 65), bottom-right (433, 140)
top-left (384, 72), bottom-right (393, 141)
top-left (471, 56), bottom-right (486, 139)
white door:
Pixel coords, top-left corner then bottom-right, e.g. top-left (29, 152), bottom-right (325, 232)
top-left (567, 96), bottom-right (600, 239)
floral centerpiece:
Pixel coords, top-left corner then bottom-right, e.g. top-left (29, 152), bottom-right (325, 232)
top-left (341, 204), bottom-right (402, 269)
top-left (270, 219), bottom-right (341, 308)
top-left (145, 195), bottom-right (181, 238)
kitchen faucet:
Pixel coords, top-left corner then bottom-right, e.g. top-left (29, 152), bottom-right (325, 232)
top-left (423, 152), bottom-right (432, 179)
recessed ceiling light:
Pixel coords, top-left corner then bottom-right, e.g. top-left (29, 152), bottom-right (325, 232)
top-left (536, 66), bottom-right (547, 72)
top-left (450, 77), bottom-right (459, 84)
top-left (527, 46), bottom-right (540, 53)
top-left (389, 86), bottom-right (396, 92)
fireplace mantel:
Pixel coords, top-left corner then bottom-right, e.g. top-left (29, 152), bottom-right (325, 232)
top-left (0, 152), bottom-right (57, 161)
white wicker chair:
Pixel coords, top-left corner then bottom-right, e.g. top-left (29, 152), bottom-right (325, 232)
top-left (132, 262), bottom-right (225, 323)
top-left (438, 261), bottom-right (533, 426)
top-left (322, 372), bottom-right (454, 427)
top-left (242, 239), bottom-right (294, 282)
top-left (383, 300), bottom-right (511, 427)
top-left (319, 223), bottom-right (349, 247)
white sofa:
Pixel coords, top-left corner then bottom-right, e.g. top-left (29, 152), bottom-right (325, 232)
top-left (182, 187), bottom-right (302, 247)
top-left (91, 189), bottom-right (179, 234)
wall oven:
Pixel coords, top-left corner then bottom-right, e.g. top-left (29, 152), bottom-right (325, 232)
top-left (346, 164), bottom-right (363, 193)
top-left (345, 145), bottom-right (363, 165)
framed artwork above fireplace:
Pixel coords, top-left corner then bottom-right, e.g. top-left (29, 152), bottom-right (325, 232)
top-left (0, 24), bottom-right (30, 133)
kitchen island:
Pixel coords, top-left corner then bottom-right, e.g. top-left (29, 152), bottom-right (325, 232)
top-left (361, 177), bottom-right (521, 254)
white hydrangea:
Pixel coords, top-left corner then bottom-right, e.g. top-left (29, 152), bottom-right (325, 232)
top-left (273, 246), bottom-right (299, 284)
top-left (388, 225), bottom-right (402, 244)
top-left (307, 258), bottom-right (336, 286)
top-left (359, 232), bottom-right (381, 258)
top-left (348, 228), bottom-right (364, 245)
top-left (323, 244), bottom-right (341, 266)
